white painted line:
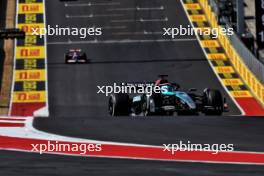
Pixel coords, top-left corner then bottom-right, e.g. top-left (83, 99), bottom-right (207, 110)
top-left (101, 26), bottom-right (127, 29)
top-left (16, 117), bottom-right (157, 147)
top-left (0, 120), bottom-right (25, 123)
top-left (112, 31), bottom-right (164, 35)
top-left (65, 2), bottom-right (121, 7)
top-left (111, 17), bottom-right (168, 23)
top-left (0, 117), bottom-right (26, 120)
top-left (66, 14), bottom-right (123, 18)
top-left (107, 6), bottom-right (164, 11)
top-left (47, 38), bottom-right (196, 45)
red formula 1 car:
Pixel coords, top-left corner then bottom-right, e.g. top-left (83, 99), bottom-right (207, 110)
top-left (65, 49), bottom-right (88, 64)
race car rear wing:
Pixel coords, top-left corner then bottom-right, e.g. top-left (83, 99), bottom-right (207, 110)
top-left (69, 49), bottom-right (82, 52)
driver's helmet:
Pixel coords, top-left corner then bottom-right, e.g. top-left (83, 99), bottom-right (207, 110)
top-left (155, 75), bottom-right (169, 86)
top-left (72, 52), bottom-right (78, 60)
top-left (155, 79), bottom-right (168, 86)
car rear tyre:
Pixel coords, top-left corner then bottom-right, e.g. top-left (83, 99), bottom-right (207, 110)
top-left (203, 89), bottom-right (224, 115)
top-left (108, 93), bottom-right (130, 116)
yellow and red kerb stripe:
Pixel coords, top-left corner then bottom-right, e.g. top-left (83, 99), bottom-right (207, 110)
top-left (10, 0), bottom-right (47, 116)
top-left (182, 0), bottom-right (264, 116)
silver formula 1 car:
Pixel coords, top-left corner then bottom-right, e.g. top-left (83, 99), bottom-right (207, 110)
top-left (108, 82), bottom-right (228, 116)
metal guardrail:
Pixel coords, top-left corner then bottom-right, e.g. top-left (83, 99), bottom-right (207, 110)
top-left (208, 0), bottom-right (264, 84)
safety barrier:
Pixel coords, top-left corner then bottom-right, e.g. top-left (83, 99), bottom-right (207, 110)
top-left (228, 31), bottom-right (264, 83)
top-left (207, 0), bottom-right (264, 84)
top-left (199, 0), bottom-right (264, 107)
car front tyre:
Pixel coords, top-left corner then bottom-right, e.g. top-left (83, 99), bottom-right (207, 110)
top-left (108, 93), bottom-right (130, 116)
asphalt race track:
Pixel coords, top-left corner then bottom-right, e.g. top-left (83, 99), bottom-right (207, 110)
top-left (1, 150), bottom-right (264, 176)
top-left (1, 0), bottom-right (264, 175)
top-left (34, 115), bottom-right (264, 151)
top-left (46, 0), bottom-right (240, 117)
